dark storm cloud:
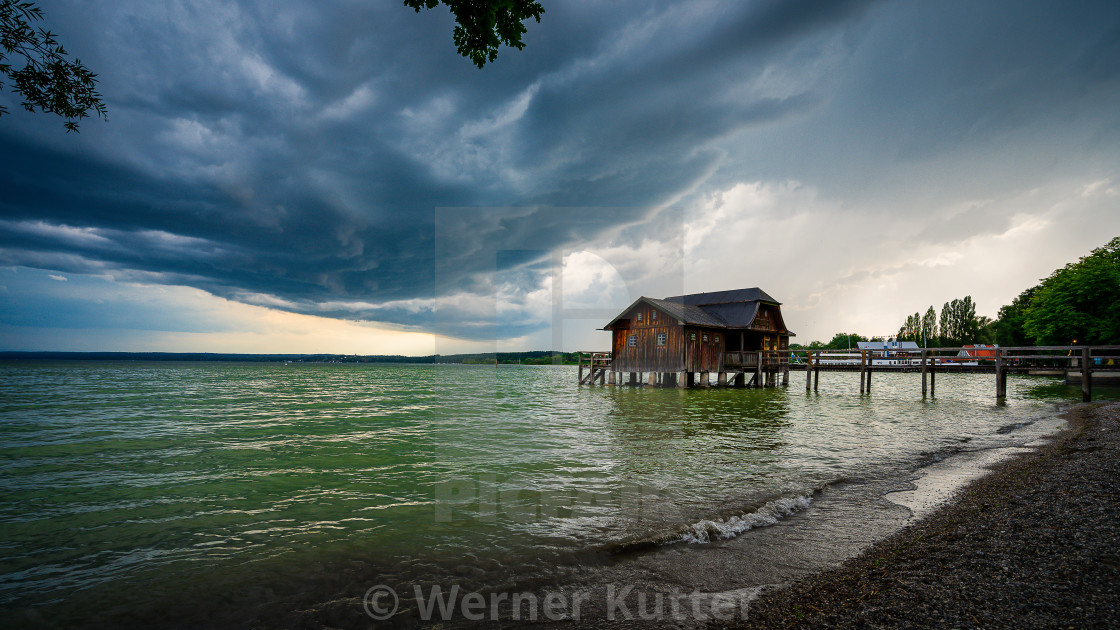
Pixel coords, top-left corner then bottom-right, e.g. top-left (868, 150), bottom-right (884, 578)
top-left (2, 0), bottom-right (1118, 340)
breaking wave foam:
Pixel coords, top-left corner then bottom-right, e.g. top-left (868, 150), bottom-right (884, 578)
top-left (671, 495), bottom-right (813, 544)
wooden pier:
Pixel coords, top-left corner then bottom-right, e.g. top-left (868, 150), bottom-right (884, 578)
top-left (578, 345), bottom-right (1120, 401)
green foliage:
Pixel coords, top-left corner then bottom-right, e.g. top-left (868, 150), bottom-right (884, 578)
top-left (993, 287), bottom-right (1037, 347)
top-left (404, 0), bottom-right (544, 68)
top-left (921, 307), bottom-right (938, 345)
top-left (824, 332), bottom-right (866, 350)
top-left (0, 1), bottom-right (105, 131)
top-left (1021, 237), bottom-right (1120, 345)
top-left (898, 296), bottom-right (982, 346)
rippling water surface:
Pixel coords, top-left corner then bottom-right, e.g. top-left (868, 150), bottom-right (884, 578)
top-left (0, 360), bottom-right (1104, 624)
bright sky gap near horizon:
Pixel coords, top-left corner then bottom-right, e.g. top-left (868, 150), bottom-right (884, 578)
top-left (1, 1), bottom-right (1119, 354)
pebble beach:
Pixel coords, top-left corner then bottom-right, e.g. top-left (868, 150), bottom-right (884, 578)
top-left (737, 401), bottom-right (1120, 629)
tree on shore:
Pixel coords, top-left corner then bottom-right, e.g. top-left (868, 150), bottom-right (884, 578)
top-left (0, 1), bottom-right (105, 131)
top-left (898, 296), bottom-right (982, 346)
top-left (1018, 237), bottom-right (1120, 345)
top-left (993, 287), bottom-right (1038, 347)
top-left (404, 0), bottom-right (545, 68)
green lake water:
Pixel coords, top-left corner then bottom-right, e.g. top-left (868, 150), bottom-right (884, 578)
top-left (0, 361), bottom-right (1108, 626)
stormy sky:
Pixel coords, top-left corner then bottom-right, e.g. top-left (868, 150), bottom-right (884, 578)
top-left (2, 0), bottom-right (1119, 353)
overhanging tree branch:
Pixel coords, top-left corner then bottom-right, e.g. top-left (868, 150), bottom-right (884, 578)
top-left (1, 0), bottom-right (106, 132)
top-left (404, 0), bottom-right (545, 69)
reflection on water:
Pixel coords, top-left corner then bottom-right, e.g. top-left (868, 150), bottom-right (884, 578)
top-left (0, 361), bottom-right (1109, 626)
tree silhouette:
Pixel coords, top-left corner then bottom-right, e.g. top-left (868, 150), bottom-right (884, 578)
top-left (404, 0), bottom-right (544, 68)
top-left (1, 1), bottom-right (105, 132)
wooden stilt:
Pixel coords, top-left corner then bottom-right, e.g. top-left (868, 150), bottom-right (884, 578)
top-left (930, 364), bottom-right (936, 397)
top-left (859, 350), bottom-right (866, 394)
top-left (806, 352), bottom-right (813, 391)
top-left (1082, 348), bottom-right (1092, 402)
top-left (756, 351), bottom-right (763, 389)
top-left (921, 350), bottom-right (928, 397)
top-left (999, 347), bottom-right (1008, 396)
top-left (782, 368), bottom-right (789, 387)
top-left (718, 372), bottom-right (727, 387)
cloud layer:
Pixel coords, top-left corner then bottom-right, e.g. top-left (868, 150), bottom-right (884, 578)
top-left (2, 0), bottom-right (1119, 349)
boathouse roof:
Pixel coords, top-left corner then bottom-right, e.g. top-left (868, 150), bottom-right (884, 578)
top-left (663, 287), bottom-right (780, 306)
top-left (602, 287), bottom-right (792, 334)
top-left (643, 297), bottom-right (727, 327)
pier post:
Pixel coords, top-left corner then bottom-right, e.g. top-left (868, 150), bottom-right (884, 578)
top-left (717, 372), bottom-right (727, 387)
top-left (859, 350), bottom-right (866, 394)
top-left (995, 350), bottom-right (1005, 398)
top-left (930, 363), bottom-right (936, 397)
top-left (599, 369), bottom-right (606, 385)
top-left (608, 371), bottom-right (616, 385)
top-left (813, 353), bottom-right (820, 392)
top-left (1082, 347), bottom-right (1092, 402)
top-left (755, 351), bottom-right (763, 389)
top-left (677, 371), bottom-right (688, 388)
top-left (578, 362), bottom-right (585, 385)
top-left (782, 367), bottom-right (789, 387)
top-left (806, 352), bottom-right (813, 391)
top-left (699, 371), bottom-right (709, 387)
top-left (865, 353), bottom-right (871, 393)
top-left (921, 350), bottom-right (928, 398)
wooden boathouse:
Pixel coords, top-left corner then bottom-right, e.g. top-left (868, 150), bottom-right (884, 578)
top-left (589, 288), bottom-right (794, 388)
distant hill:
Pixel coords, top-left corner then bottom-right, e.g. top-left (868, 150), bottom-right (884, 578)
top-left (0, 350), bottom-right (581, 365)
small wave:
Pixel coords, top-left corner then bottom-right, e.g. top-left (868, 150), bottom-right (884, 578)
top-left (996, 420), bottom-right (1035, 434)
top-left (673, 495), bottom-right (812, 544)
top-left (606, 494), bottom-right (813, 554)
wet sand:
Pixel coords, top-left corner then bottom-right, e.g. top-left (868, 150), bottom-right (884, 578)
top-left (735, 401), bottom-right (1120, 629)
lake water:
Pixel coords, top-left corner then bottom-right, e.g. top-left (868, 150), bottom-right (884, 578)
top-left (0, 361), bottom-right (1105, 627)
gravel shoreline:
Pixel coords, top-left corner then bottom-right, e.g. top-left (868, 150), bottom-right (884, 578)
top-left (733, 401), bottom-right (1120, 629)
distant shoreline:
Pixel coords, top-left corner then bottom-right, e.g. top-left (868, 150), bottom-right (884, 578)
top-left (0, 351), bottom-right (581, 365)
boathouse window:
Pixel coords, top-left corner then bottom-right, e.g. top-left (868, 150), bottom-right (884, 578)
top-left (714, 335), bottom-right (720, 343)
top-left (628, 334), bottom-right (636, 347)
top-left (652, 311), bottom-right (657, 320)
top-left (637, 312), bottom-right (642, 322)
top-left (690, 333), bottom-right (696, 341)
top-left (657, 333), bottom-right (666, 346)
top-left (702, 334), bottom-right (708, 342)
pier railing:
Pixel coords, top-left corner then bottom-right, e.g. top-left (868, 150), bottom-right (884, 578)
top-left (579, 346), bottom-right (1118, 400)
top-left (724, 351), bottom-right (788, 369)
top-left (780, 345), bottom-right (1120, 401)
top-left (576, 351), bottom-right (612, 385)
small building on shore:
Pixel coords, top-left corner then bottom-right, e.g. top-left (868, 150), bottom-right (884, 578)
top-left (601, 288), bottom-right (793, 383)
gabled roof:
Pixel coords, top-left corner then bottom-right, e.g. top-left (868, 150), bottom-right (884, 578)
top-left (601, 288), bottom-right (793, 334)
top-left (644, 297), bottom-right (727, 327)
top-left (601, 296), bottom-right (726, 330)
top-left (663, 288), bottom-right (780, 306)
top-left (695, 301), bottom-right (759, 328)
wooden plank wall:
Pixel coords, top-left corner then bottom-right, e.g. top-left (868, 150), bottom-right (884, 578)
top-left (610, 302), bottom-right (687, 372)
top-left (682, 327), bottom-right (724, 372)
